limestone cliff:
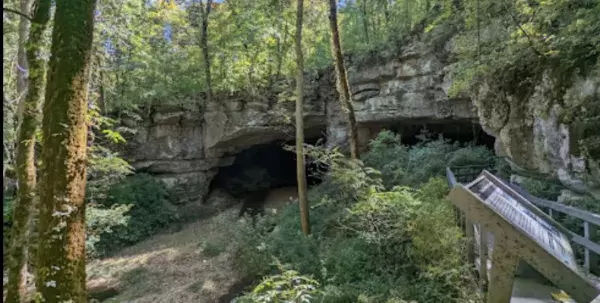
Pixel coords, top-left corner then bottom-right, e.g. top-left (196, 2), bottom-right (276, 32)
top-left (124, 41), bottom-right (478, 205)
top-left (472, 66), bottom-right (600, 198)
top-left (124, 35), bottom-right (599, 207)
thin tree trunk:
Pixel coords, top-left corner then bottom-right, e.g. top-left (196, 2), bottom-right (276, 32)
top-left (5, 0), bottom-right (50, 302)
top-left (200, 0), bottom-right (213, 104)
top-left (35, 0), bottom-right (97, 301)
top-left (15, 0), bottom-right (32, 133)
top-left (295, 0), bottom-right (310, 236)
top-left (273, 0), bottom-right (287, 86)
top-left (16, 0), bottom-right (30, 98)
top-left (476, 0), bottom-right (481, 61)
top-left (404, 0), bottom-right (411, 31)
top-left (328, 0), bottom-right (359, 159)
top-left (360, 0), bottom-right (370, 44)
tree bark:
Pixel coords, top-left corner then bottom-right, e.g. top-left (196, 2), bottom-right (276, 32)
top-left (360, 0), bottom-right (370, 44)
top-left (295, 0), bottom-right (310, 235)
top-left (15, 0), bottom-right (32, 133)
top-left (328, 0), bottom-right (359, 159)
top-left (35, 0), bottom-right (97, 301)
top-left (199, 0), bottom-right (213, 104)
top-left (16, 0), bottom-right (31, 99)
top-left (5, 0), bottom-right (50, 302)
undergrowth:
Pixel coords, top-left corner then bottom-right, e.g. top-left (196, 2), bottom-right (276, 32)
top-left (232, 131), bottom-right (486, 302)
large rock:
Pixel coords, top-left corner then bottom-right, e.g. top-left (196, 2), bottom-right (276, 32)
top-left (471, 68), bottom-right (600, 198)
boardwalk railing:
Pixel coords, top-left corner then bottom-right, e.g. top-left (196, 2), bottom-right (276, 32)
top-left (446, 167), bottom-right (600, 276)
top-left (507, 182), bottom-right (600, 274)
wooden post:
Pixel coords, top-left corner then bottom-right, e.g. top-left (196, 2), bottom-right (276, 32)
top-left (466, 218), bottom-right (475, 264)
top-left (488, 236), bottom-right (518, 303)
top-left (584, 222), bottom-right (599, 274)
top-left (479, 224), bottom-right (488, 292)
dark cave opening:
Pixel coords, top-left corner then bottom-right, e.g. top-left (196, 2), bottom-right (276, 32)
top-left (209, 138), bottom-right (324, 215)
top-left (362, 120), bottom-right (495, 149)
top-left (210, 121), bottom-right (495, 216)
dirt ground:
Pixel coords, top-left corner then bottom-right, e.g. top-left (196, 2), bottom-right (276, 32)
top-left (86, 208), bottom-right (245, 303)
top-left (86, 187), bottom-right (297, 303)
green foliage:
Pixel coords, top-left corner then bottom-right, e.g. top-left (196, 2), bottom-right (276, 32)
top-left (94, 174), bottom-right (178, 255)
top-left (232, 136), bottom-right (481, 302)
top-left (518, 176), bottom-right (564, 200)
top-left (300, 144), bottom-right (384, 207)
top-left (86, 0), bottom-right (462, 112)
top-left (235, 265), bottom-right (323, 303)
top-left (362, 130), bottom-right (496, 188)
top-left (3, 196), bottom-right (15, 224)
top-left (86, 204), bottom-right (133, 258)
top-left (447, 0), bottom-right (600, 105)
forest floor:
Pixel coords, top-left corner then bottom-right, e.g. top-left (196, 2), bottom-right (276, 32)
top-left (86, 207), bottom-right (244, 303)
top-left (86, 186), bottom-right (297, 303)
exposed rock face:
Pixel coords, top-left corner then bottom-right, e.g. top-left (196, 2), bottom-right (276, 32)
top-left (343, 41), bottom-right (477, 148)
top-left (472, 69), bottom-right (600, 198)
top-left (125, 43), bottom-right (479, 208)
top-left (125, 37), bottom-right (599, 209)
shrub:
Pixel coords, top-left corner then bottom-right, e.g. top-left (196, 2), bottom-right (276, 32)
top-left (94, 174), bottom-right (178, 255)
top-left (363, 130), bottom-right (496, 188)
top-left (518, 176), bottom-right (564, 200)
top-left (232, 156), bottom-right (480, 303)
top-left (86, 203), bottom-right (132, 257)
top-left (232, 134), bottom-right (486, 302)
top-left (234, 266), bottom-right (322, 303)
top-left (305, 145), bottom-right (384, 205)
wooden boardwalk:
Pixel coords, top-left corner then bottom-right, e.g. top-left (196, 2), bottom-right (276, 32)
top-left (446, 167), bottom-right (600, 303)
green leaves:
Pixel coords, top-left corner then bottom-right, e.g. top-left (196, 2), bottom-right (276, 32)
top-left (236, 266), bottom-right (322, 303)
top-left (101, 129), bottom-right (126, 144)
top-left (449, 0), bottom-right (600, 99)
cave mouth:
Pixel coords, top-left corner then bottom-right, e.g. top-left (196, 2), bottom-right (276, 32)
top-left (362, 119), bottom-right (495, 149)
top-left (209, 138), bottom-right (324, 215)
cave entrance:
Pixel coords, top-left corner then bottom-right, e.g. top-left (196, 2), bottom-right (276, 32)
top-left (210, 139), bottom-right (323, 215)
top-left (361, 120), bottom-right (495, 148)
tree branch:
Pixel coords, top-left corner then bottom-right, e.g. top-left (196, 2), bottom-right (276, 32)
top-left (2, 7), bottom-right (33, 21)
top-left (502, 0), bottom-right (544, 57)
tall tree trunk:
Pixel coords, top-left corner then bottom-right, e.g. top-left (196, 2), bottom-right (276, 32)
top-left (5, 0), bottom-right (51, 302)
top-left (295, 0), bottom-right (310, 235)
top-left (200, 0), bottom-right (213, 104)
top-left (328, 0), bottom-right (359, 159)
top-left (35, 0), bottom-right (97, 301)
top-left (15, 0), bottom-right (32, 133)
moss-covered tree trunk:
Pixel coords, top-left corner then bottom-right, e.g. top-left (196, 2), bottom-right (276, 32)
top-left (35, 0), bottom-right (97, 301)
top-left (4, 1), bottom-right (51, 302)
top-left (295, 0), bottom-right (310, 235)
top-left (15, 0), bottom-right (31, 101)
top-left (328, 0), bottom-right (359, 159)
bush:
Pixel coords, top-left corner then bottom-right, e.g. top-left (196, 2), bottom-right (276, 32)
top-left (232, 140), bottom-right (481, 302)
top-left (234, 266), bottom-right (322, 303)
top-left (362, 130), bottom-right (496, 188)
top-left (94, 174), bottom-right (178, 255)
top-left (86, 203), bottom-right (132, 257)
top-left (518, 176), bottom-right (564, 200)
